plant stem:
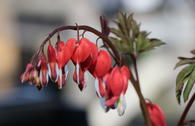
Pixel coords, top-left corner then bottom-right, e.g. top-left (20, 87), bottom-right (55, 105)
top-left (177, 93), bottom-right (195, 126)
top-left (129, 57), bottom-right (152, 126)
top-left (130, 54), bottom-right (141, 90)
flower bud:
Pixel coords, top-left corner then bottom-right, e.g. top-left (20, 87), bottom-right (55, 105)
top-left (146, 102), bottom-right (166, 126)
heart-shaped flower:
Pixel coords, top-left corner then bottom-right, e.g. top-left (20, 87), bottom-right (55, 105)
top-left (95, 66), bottom-right (130, 116)
top-left (71, 38), bottom-right (92, 90)
top-left (38, 55), bottom-right (48, 86)
top-left (55, 41), bottom-right (73, 89)
top-left (93, 50), bottom-right (112, 78)
top-left (47, 43), bottom-right (58, 82)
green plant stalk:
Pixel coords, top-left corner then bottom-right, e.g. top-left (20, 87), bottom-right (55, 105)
top-left (33, 25), bottom-right (152, 126)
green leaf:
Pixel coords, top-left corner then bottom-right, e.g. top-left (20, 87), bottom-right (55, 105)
top-left (109, 37), bottom-right (130, 53)
top-left (110, 13), bottom-right (165, 56)
top-left (176, 65), bottom-right (194, 103)
top-left (176, 65), bottom-right (194, 84)
top-left (136, 32), bottom-right (149, 52)
top-left (149, 39), bottom-right (165, 48)
top-left (110, 28), bottom-right (126, 39)
top-left (135, 33), bottom-right (165, 54)
top-left (175, 58), bottom-right (195, 69)
top-left (183, 68), bottom-right (195, 102)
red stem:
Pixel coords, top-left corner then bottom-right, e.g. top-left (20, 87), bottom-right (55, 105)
top-left (31, 25), bottom-right (121, 65)
top-left (177, 93), bottom-right (195, 126)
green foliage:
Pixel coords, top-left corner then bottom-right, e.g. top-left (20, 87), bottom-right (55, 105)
top-left (175, 55), bottom-right (195, 104)
top-left (109, 13), bottom-right (165, 56)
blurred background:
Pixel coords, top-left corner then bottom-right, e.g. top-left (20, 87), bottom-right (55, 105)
top-left (0, 0), bottom-right (195, 125)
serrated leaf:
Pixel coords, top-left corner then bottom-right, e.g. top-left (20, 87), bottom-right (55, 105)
top-left (110, 12), bottom-right (165, 56)
top-left (136, 33), bottom-right (149, 51)
top-left (141, 39), bottom-right (165, 52)
top-left (176, 65), bottom-right (194, 103)
top-left (175, 58), bottom-right (195, 69)
top-left (110, 28), bottom-right (125, 38)
top-left (109, 37), bottom-right (130, 53)
top-left (183, 68), bottom-right (195, 102)
top-left (149, 39), bottom-right (165, 47)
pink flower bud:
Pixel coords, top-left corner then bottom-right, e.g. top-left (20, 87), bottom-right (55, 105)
top-left (146, 102), bottom-right (166, 126)
top-left (20, 63), bottom-right (34, 83)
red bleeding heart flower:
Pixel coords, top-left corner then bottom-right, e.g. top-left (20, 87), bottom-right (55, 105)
top-left (20, 63), bottom-right (34, 83)
top-left (95, 66), bottom-right (130, 116)
top-left (55, 41), bottom-right (73, 89)
top-left (65, 38), bottom-right (77, 55)
top-left (71, 38), bottom-right (92, 90)
top-left (105, 67), bottom-right (126, 104)
top-left (74, 41), bottom-right (98, 91)
top-left (47, 42), bottom-right (58, 82)
top-left (38, 55), bottom-right (48, 86)
top-left (80, 41), bottom-right (98, 72)
top-left (93, 50), bottom-right (112, 78)
top-left (146, 102), bottom-right (166, 126)
top-left (93, 50), bottom-right (112, 95)
top-left (20, 62), bottom-right (43, 90)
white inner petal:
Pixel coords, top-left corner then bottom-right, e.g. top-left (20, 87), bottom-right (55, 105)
top-left (47, 64), bottom-right (51, 78)
top-left (65, 65), bottom-right (69, 80)
top-left (76, 63), bottom-right (80, 84)
top-left (59, 69), bottom-right (62, 89)
top-left (117, 95), bottom-right (126, 116)
top-left (95, 78), bottom-right (101, 97)
top-left (100, 97), bottom-right (109, 112)
top-left (55, 64), bottom-right (59, 82)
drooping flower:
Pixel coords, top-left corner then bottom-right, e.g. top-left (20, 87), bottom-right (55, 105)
top-left (105, 66), bottom-right (128, 104)
top-left (20, 63), bottom-right (34, 83)
top-left (20, 62), bottom-right (43, 90)
top-left (73, 41), bottom-right (98, 91)
top-left (55, 40), bottom-right (74, 89)
top-left (80, 41), bottom-right (98, 72)
top-left (93, 50), bottom-right (112, 78)
top-left (32, 69), bottom-right (42, 90)
top-left (47, 42), bottom-right (58, 82)
top-left (91, 50), bottom-right (112, 111)
top-left (93, 50), bottom-right (112, 96)
top-left (96, 65), bottom-right (130, 116)
top-left (146, 102), bottom-right (166, 126)
top-left (71, 38), bottom-right (92, 90)
top-left (38, 55), bottom-right (48, 86)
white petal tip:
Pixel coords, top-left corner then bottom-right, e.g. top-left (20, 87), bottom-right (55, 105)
top-left (95, 78), bottom-right (101, 97)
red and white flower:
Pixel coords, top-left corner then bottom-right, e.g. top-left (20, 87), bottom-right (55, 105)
top-left (55, 40), bottom-right (75, 89)
top-left (71, 38), bottom-right (93, 90)
top-left (38, 55), bottom-right (48, 86)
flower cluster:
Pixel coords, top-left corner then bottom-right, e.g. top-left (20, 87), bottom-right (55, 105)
top-left (146, 102), bottom-right (166, 126)
top-left (20, 37), bottom-right (131, 116)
